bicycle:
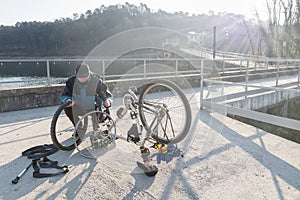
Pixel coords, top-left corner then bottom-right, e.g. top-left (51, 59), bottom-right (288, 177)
top-left (50, 79), bottom-right (192, 176)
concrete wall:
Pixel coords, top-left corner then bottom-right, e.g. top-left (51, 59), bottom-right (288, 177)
top-left (227, 89), bottom-right (300, 111)
top-left (0, 85), bottom-right (64, 112)
top-left (0, 75), bottom-right (200, 112)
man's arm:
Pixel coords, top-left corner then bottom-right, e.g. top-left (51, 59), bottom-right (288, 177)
top-left (96, 78), bottom-right (112, 107)
top-left (60, 77), bottom-right (74, 103)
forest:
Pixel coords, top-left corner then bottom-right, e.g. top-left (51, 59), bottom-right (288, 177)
top-left (0, 1), bottom-right (299, 58)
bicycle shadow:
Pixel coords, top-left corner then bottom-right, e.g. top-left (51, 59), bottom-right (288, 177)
top-left (121, 108), bottom-right (200, 200)
top-left (122, 167), bottom-right (156, 200)
top-left (38, 150), bottom-right (98, 200)
top-left (157, 109), bottom-right (203, 200)
top-left (145, 107), bottom-right (300, 199)
top-left (156, 109), bottom-right (300, 199)
top-left (198, 110), bottom-right (300, 193)
top-left (0, 149), bottom-right (97, 200)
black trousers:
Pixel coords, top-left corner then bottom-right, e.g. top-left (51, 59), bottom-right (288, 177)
top-left (64, 104), bottom-right (109, 130)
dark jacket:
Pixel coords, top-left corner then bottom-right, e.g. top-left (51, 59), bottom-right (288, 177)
top-left (60, 73), bottom-right (112, 110)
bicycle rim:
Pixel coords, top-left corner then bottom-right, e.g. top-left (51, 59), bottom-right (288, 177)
top-left (138, 80), bottom-right (191, 144)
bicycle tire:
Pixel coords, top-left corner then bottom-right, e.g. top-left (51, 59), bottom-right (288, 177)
top-left (74, 110), bottom-right (117, 159)
top-left (50, 102), bottom-right (85, 150)
top-left (138, 79), bottom-right (192, 144)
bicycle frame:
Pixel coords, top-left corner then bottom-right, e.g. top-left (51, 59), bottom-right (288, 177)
top-left (108, 87), bottom-right (166, 147)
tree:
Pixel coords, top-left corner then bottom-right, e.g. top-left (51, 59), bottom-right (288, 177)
top-left (1, 3), bottom-right (298, 58)
top-left (255, 0), bottom-right (300, 57)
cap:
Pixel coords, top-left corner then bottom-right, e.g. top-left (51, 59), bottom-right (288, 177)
top-left (76, 63), bottom-right (90, 78)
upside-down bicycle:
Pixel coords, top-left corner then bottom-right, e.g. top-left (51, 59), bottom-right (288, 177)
top-left (50, 79), bottom-right (192, 176)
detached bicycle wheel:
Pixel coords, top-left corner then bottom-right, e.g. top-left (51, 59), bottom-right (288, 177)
top-left (138, 79), bottom-right (192, 144)
top-left (74, 111), bottom-right (116, 159)
top-left (50, 102), bottom-right (85, 150)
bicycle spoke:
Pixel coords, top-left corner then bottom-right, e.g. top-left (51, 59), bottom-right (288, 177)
top-left (138, 80), bottom-right (191, 144)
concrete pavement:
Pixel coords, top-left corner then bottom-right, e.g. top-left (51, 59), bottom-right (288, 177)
top-left (0, 92), bottom-right (299, 199)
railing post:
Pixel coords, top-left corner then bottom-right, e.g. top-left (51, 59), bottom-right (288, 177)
top-left (245, 60), bottom-right (249, 98)
top-left (222, 60), bottom-right (225, 74)
top-left (200, 59), bottom-right (204, 109)
top-left (298, 63), bottom-right (300, 86)
top-left (46, 60), bottom-right (51, 85)
top-left (239, 60), bottom-right (242, 72)
top-left (102, 59), bottom-right (105, 81)
top-left (276, 60), bottom-right (279, 87)
top-left (175, 59), bottom-right (178, 76)
top-left (144, 59), bottom-right (146, 78)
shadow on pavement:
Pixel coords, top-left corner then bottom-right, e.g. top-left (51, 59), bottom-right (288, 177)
top-left (0, 149), bottom-right (97, 200)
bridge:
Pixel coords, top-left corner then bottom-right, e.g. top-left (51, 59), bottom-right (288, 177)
top-left (0, 55), bottom-right (300, 199)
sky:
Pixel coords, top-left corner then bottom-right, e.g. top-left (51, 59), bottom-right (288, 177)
top-left (0, 0), bottom-right (268, 26)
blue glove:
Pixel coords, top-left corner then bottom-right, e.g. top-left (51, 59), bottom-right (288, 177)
top-left (156, 144), bottom-right (177, 164)
top-left (163, 153), bottom-right (173, 163)
top-left (156, 153), bottom-right (163, 164)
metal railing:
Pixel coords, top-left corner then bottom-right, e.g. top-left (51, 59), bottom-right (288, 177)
top-left (197, 46), bottom-right (268, 59)
top-left (1, 57), bottom-right (300, 88)
top-left (0, 58), bottom-right (203, 88)
top-left (199, 57), bottom-right (300, 132)
top-left (1, 56), bottom-right (300, 132)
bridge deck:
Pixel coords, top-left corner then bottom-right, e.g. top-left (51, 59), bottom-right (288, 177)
top-left (0, 94), bottom-right (299, 199)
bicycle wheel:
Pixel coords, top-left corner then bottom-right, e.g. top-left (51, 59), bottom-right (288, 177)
top-left (74, 111), bottom-right (116, 159)
top-left (138, 79), bottom-right (192, 144)
top-left (50, 102), bottom-right (85, 150)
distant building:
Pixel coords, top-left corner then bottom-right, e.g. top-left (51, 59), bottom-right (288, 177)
top-left (187, 31), bottom-right (202, 47)
top-left (162, 38), bottom-right (180, 48)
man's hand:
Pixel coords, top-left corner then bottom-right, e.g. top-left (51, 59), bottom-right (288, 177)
top-left (103, 99), bottom-right (111, 108)
top-left (66, 99), bottom-right (75, 107)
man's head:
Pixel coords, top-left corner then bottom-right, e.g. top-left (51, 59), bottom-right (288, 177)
top-left (76, 63), bottom-right (90, 83)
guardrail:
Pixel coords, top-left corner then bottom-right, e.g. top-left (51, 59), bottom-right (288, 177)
top-left (197, 46), bottom-right (268, 59)
top-left (1, 57), bottom-right (300, 88)
top-left (1, 56), bottom-right (300, 134)
top-left (0, 58), bottom-right (203, 88)
top-left (200, 58), bottom-right (300, 133)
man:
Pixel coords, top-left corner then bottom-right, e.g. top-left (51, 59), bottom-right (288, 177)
top-left (60, 63), bottom-right (112, 126)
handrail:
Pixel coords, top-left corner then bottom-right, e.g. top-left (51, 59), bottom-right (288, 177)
top-left (1, 57), bottom-right (300, 62)
top-left (204, 79), bottom-right (300, 93)
top-left (1, 56), bottom-right (299, 132)
top-left (203, 101), bottom-right (300, 131)
top-left (0, 57), bottom-right (299, 88)
top-left (200, 57), bottom-right (300, 132)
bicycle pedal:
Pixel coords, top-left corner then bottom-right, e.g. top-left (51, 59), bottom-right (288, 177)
top-left (116, 107), bottom-right (127, 119)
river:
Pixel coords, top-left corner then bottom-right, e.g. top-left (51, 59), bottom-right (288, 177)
top-left (0, 76), bottom-right (65, 88)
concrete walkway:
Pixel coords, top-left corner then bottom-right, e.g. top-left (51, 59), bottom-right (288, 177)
top-left (0, 94), bottom-right (299, 199)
